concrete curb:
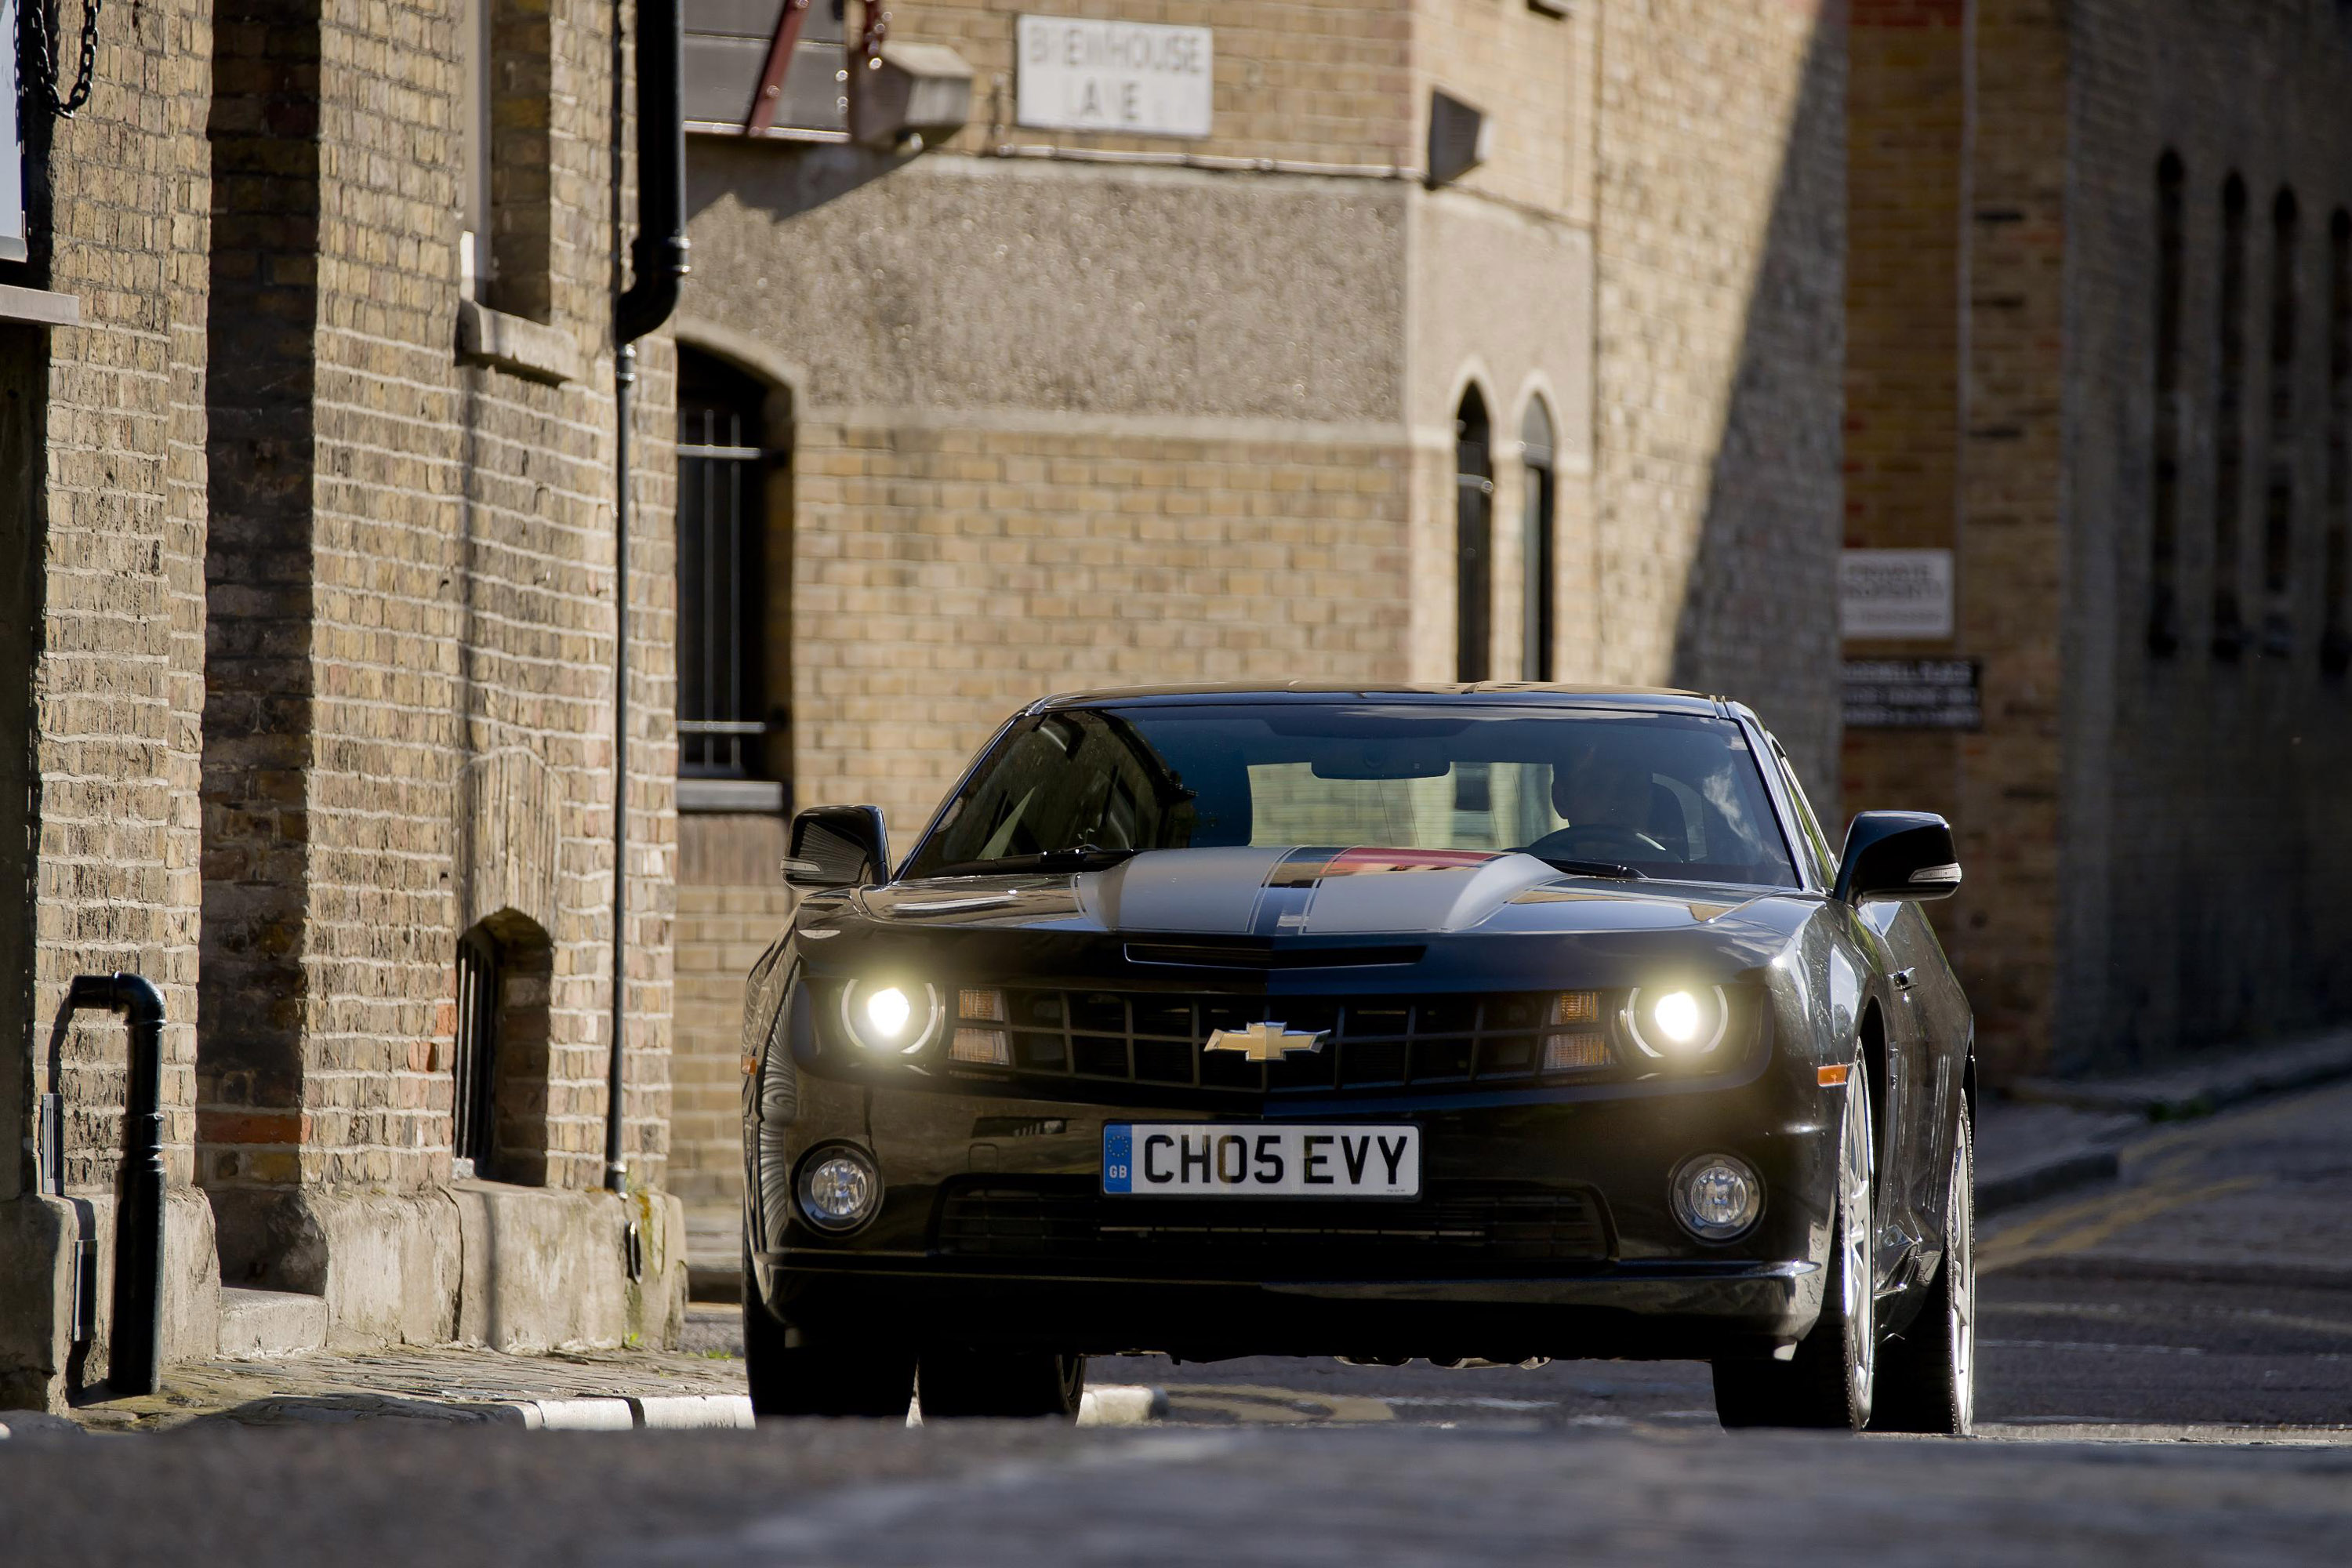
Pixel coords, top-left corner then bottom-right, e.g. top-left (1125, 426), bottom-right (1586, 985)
top-left (488, 1394), bottom-right (757, 1431)
top-left (1078, 1384), bottom-right (1168, 1427)
top-left (1976, 1147), bottom-right (2122, 1217)
top-left (2008, 1035), bottom-right (2352, 1120)
top-left (1978, 1033), bottom-right (2352, 1216)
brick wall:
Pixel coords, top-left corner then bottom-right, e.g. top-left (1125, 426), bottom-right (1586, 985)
top-left (0, 0), bottom-right (215, 1401)
top-left (1591, 0), bottom-right (1848, 785)
top-left (670, 817), bottom-right (792, 1204)
top-left (198, 0), bottom-right (677, 1274)
top-left (17, 0), bottom-right (216, 1199)
top-left (791, 417), bottom-right (1414, 833)
top-left (2057, 0), bottom-right (2352, 1067)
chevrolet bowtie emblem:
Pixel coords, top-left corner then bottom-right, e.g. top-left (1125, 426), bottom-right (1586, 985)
top-left (1203, 1022), bottom-right (1327, 1062)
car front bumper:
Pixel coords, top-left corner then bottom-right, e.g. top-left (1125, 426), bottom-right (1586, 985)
top-left (748, 1054), bottom-right (1844, 1362)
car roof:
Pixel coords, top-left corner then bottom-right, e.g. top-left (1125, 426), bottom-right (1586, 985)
top-left (1029, 682), bottom-right (1744, 720)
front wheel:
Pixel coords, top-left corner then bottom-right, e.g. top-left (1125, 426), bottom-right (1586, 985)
top-left (742, 1272), bottom-right (917, 1418)
top-left (917, 1348), bottom-right (1087, 1421)
top-left (1874, 1112), bottom-right (1975, 1436)
top-left (1713, 1071), bottom-right (1877, 1430)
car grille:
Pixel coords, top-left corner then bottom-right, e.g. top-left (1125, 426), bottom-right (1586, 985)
top-left (935, 1180), bottom-right (1613, 1269)
top-left (982, 989), bottom-right (1569, 1095)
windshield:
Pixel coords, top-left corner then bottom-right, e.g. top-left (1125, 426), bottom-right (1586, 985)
top-left (902, 703), bottom-right (1802, 888)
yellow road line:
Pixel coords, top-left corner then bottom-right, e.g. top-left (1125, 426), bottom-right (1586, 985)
top-left (1982, 1176), bottom-right (2264, 1273)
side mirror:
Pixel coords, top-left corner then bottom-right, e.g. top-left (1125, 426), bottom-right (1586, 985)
top-left (784, 805), bottom-right (890, 889)
top-left (1833, 811), bottom-right (1961, 905)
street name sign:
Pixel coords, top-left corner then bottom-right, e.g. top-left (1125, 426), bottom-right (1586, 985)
top-left (1016, 16), bottom-right (1214, 139)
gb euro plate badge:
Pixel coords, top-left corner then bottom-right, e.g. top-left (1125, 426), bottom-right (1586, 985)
top-left (1103, 1124), bottom-right (1421, 1197)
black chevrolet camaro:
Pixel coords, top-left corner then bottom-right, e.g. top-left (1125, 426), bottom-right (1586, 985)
top-left (741, 686), bottom-right (1977, 1433)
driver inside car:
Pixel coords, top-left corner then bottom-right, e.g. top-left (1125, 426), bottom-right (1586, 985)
top-left (1526, 742), bottom-right (1681, 864)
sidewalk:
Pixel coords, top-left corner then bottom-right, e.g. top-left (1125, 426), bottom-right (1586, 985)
top-left (2, 1307), bottom-right (1163, 1438)
top-left (1977, 1029), bottom-right (2352, 1214)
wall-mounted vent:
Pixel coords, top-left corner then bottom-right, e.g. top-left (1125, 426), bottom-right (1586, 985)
top-left (1428, 90), bottom-right (1492, 187)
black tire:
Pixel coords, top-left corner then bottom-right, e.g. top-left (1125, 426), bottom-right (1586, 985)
top-left (916, 1348), bottom-right (1087, 1420)
top-left (742, 1276), bottom-right (916, 1418)
top-left (1713, 1073), bottom-right (1878, 1430)
top-left (1874, 1112), bottom-right (1975, 1436)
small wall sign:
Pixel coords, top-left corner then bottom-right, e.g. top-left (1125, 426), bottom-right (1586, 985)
top-left (1839, 548), bottom-right (1955, 641)
top-left (1016, 16), bottom-right (1213, 139)
top-left (2, 0), bottom-right (25, 263)
top-left (1843, 659), bottom-right (1982, 731)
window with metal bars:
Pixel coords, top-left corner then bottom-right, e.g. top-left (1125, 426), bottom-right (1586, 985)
top-left (2324, 208), bottom-right (2351, 678)
top-left (677, 350), bottom-right (771, 778)
top-left (452, 927), bottom-right (501, 1176)
top-left (1455, 387), bottom-right (1494, 683)
top-left (452, 914), bottom-right (554, 1184)
top-left (2262, 187), bottom-right (2301, 657)
top-left (2215, 173), bottom-right (2251, 659)
top-left (2150, 151), bottom-right (2186, 655)
top-left (1521, 398), bottom-right (1557, 681)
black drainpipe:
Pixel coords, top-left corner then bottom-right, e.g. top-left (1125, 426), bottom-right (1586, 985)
top-left (607, 0), bottom-right (689, 1193)
top-left (59, 973), bottom-right (168, 1396)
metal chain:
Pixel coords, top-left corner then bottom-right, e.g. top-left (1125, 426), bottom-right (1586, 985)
top-left (21, 0), bottom-right (104, 119)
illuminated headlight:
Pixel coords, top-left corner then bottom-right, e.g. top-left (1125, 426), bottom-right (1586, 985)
top-left (797, 1145), bottom-right (882, 1232)
top-left (1623, 984), bottom-right (1730, 1058)
top-left (841, 979), bottom-right (942, 1054)
top-left (1671, 1152), bottom-right (1764, 1242)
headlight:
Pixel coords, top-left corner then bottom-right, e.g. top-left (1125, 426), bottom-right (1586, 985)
top-left (1671, 1152), bottom-right (1764, 1242)
top-left (840, 978), bottom-right (942, 1054)
top-left (1623, 984), bottom-right (1730, 1058)
top-left (796, 1144), bottom-right (882, 1232)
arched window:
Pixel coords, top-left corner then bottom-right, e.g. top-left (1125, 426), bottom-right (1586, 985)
top-left (2263, 187), bottom-right (2302, 655)
top-left (452, 912), bottom-right (554, 1185)
top-left (1455, 388), bottom-right (1494, 683)
top-left (2325, 208), bottom-right (2351, 677)
top-left (2214, 173), bottom-right (2251, 658)
top-left (677, 349), bottom-right (770, 779)
top-left (2150, 151), bottom-right (2186, 655)
top-left (1520, 399), bottom-right (1557, 681)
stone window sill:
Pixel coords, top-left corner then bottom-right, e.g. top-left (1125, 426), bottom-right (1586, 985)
top-left (678, 778), bottom-right (786, 815)
top-left (0, 283), bottom-right (81, 327)
top-left (457, 299), bottom-right (582, 385)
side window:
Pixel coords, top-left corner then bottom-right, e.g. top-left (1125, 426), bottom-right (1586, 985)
top-left (1768, 739), bottom-right (1838, 886)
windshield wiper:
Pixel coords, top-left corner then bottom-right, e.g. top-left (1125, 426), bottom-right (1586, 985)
top-left (1534, 856), bottom-right (1648, 880)
top-left (930, 844), bottom-right (1142, 877)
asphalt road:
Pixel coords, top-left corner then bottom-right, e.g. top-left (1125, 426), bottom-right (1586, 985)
top-left (4, 1083), bottom-right (2346, 1566)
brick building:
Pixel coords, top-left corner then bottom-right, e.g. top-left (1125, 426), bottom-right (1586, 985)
top-left (662, 1), bottom-right (1849, 1217)
top-left (4, 0), bottom-right (685, 1408)
top-left (1843, 0), bottom-right (2352, 1078)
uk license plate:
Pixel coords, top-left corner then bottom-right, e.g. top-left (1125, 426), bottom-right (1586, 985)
top-left (1102, 1123), bottom-right (1420, 1197)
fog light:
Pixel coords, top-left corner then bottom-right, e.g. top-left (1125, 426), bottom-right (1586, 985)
top-left (1671, 1152), bottom-right (1763, 1242)
top-left (797, 1145), bottom-right (882, 1232)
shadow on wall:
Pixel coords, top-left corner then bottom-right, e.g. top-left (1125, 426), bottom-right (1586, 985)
top-left (1665, 14), bottom-right (1848, 793)
top-left (687, 140), bottom-right (911, 230)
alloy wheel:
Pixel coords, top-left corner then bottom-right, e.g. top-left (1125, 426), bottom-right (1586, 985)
top-left (1948, 1120), bottom-right (1976, 1435)
top-left (1841, 1074), bottom-right (1877, 1425)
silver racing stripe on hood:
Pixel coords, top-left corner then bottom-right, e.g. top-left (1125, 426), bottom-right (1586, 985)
top-left (1078, 847), bottom-right (1562, 937)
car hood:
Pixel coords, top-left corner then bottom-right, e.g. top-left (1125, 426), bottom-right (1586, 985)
top-left (850, 848), bottom-right (1802, 942)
